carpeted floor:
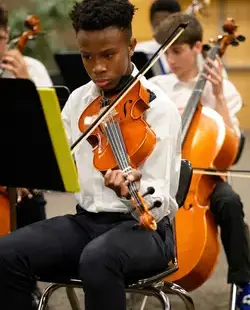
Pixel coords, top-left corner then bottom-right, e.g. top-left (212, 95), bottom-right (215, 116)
top-left (38, 129), bottom-right (250, 310)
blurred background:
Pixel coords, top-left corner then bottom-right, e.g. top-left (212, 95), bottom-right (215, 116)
top-left (3, 0), bottom-right (250, 309)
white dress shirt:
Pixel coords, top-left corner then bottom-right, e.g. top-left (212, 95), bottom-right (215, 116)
top-left (2, 56), bottom-right (53, 87)
top-left (61, 65), bottom-right (182, 222)
top-left (149, 73), bottom-right (242, 135)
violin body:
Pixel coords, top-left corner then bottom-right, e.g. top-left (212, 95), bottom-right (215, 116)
top-left (78, 81), bottom-right (156, 172)
top-left (166, 104), bottom-right (239, 291)
top-left (0, 187), bottom-right (10, 236)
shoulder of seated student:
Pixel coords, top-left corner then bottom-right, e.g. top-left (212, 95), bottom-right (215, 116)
top-left (135, 39), bottom-right (160, 54)
top-left (143, 75), bottom-right (181, 136)
top-left (149, 73), bottom-right (177, 93)
top-left (63, 80), bottom-right (97, 111)
top-left (24, 56), bottom-right (53, 87)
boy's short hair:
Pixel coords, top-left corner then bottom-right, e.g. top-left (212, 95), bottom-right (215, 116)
top-left (0, 2), bottom-right (8, 29)
top-left (150, 0), bottom-right (181, 22)
top-left (154, 12), bottom-right (203, 47)
top-left (70, 0), bottom-right (136, 39)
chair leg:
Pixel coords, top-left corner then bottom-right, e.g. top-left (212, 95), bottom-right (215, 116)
top-left (139, 296), bottom-right (148, 310)
top-left (156, 289), bottom-right (171, 310)
top-left (163, 281), bottom-right (195, 310)
top-left (66, 287), bottom-right (81, 310)
top-left (126, 287), bottom-right (170, 310)
top-left (229, 284), bottom-right (237, 310)
top-left (38, 283), bottom-right (64, 310)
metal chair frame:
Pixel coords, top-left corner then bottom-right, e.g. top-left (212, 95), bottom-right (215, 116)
top-left (38, 160), bottom-right (195, 310)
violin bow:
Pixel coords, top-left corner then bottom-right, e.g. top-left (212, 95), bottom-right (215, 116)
top-left (193, 168), bottom-right (250, 179)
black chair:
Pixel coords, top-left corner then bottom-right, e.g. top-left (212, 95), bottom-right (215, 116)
top-left (37, 159), bottom-right (194, 310)
top-left (233, 131), bottom-right (246, 165)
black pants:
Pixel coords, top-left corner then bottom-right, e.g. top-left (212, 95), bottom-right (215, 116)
top-left (210, 180), bottom-right (250, 284)
top-left (16, 192), bottom-right (47, 229)
top-left (0, 208), bottom-right (174, 310)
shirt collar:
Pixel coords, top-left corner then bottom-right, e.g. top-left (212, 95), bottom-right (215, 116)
top-left (173, 73), bottom-right (199, 90)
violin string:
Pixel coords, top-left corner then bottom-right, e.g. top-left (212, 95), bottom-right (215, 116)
top-left (105, 119), bottom-right (142, 210)
top-left (110, 121), bottom-right (142, 208)
top-left (103, 112), bottom-right (142, 211)
top-left (181, 44), bottom-right (220, 143)
top-left (101, 97), bottom-right (129, 171)
top-left (105, 124), bottom-right (142, 212)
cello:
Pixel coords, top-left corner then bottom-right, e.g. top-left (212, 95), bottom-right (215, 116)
top-left (0, 15), bottom-right (41, 236)
top-left (165, 18), bottom-right (246, 291)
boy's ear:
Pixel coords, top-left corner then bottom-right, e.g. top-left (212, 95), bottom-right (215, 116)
top-left (129, 37), bottom-right (137, 57)
top-left (193, 41), bottom-right (203, 54)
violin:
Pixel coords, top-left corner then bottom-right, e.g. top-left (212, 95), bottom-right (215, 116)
top-left (0, 15), bottom-right (41, 78)
top-left (72, 22), bottom-right (188, 231)
top-left (0, 15), bottom-right (41, 236)
top-left (165, 18), bottom-right (245, 291)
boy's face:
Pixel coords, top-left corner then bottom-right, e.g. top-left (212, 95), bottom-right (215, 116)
top-left (0, 27), bottom-right (9, 59)
top-left (76, 26), bottom-right (136, 91)
top-left (165, 42), bottom-right (202, 79)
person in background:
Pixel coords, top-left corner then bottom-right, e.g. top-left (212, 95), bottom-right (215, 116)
top-left (135, 0), bottom-right (181, 75)
top-left (150, 12), bottom-right (250, 310)
top-left (136, 0), bottom-right (227, 78)
top-left (0, 2), bottom-right (53, 308)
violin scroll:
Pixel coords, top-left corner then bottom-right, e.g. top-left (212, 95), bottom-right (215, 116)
top-left (203, 17), bottom-right (246, 57)
top-left (16, 15), bottom-right (41, 52)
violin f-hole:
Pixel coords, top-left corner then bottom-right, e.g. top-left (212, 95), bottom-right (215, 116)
top-left (123, 99), bottom-right (133, 117)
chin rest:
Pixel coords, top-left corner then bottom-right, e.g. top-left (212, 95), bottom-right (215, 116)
top-left (37, 159), bottom-right (195, 310)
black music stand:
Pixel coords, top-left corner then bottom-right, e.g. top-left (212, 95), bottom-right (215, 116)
top-left (0, 78), bottom-right (80, 230)
top-left (131, 51), bottom-right (155, 79)
top-left (54, 52), bottom-right (90, 92)
top-left (53, 85), bottom-right (70, 110)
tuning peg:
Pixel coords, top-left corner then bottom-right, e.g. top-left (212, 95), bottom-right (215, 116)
top-left (202, 44), bottom-right (211, 52)
top-left (208, 38), bottom-right (216, 44)
top-left (148, 200), bottom-right (162, 211)
top-left (142, 186), bottom-right (155, 198)
top-left (237, 35), bottom-right (246, 42)
top-left (231, 39), bottom-right (239, 46)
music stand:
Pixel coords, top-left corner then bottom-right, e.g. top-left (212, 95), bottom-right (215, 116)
top-left (0, 78), bottom-right (80, 230)
top-left (53, 85), bottom-right (71, 110)
top-left (54, 52), bottom-right (90, 92)
top-left (131, 51), bottom-right (155, 79)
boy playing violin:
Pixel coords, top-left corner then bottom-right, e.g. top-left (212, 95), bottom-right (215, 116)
top-left (0, 0), bottom-right (182, 309)
top-left (150, 12), bottom-right (250, 310)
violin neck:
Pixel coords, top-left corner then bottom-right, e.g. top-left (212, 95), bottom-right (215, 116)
top-left (181, 44), bottom-right (220, 145)
top-left (104, 119), bottom-right (144, 212)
